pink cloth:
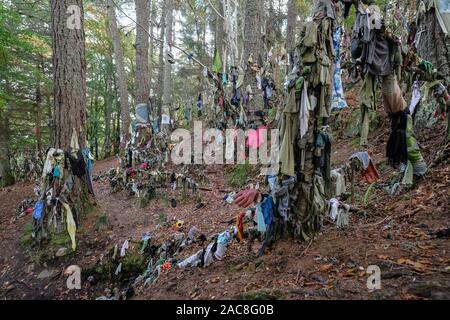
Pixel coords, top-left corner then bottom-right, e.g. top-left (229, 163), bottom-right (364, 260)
top-left (246, 125), bottom-right (268, 150)
top-left (140, 162), bottom-right (149, 170)
top-left (229, 125), bottom-right (268, 150)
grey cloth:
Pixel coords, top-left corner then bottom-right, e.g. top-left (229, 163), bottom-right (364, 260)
top-left (274, 176), bottom-right (297, 221)
top-left (364, 31), bottom-right (393, 76)
top-left (177, 242), bottom-right (218, 268)
top-left (349, 151), bottom-right (371, 170)
top-left (314, 0), bottom-right (337, 21)
top-left (353, 4), bottom-right (372, 42)
top-left (331, 168), bottom-right (346, 197)
top-left (412, 159), bottom-right (427, 176)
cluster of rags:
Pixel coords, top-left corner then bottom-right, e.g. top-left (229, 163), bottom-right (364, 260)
top-left (347, 0), bottom-right (450, 185)
top-left (104, 104), bottom-right (203, 208)
top-left (274, 0), bottom-right (343, 241)
top-left (406, 1), bottom-right (450, 144)
top-left (169, 48), bottom-right (273, 132)
top-left (92, 150), bottom-right (382, 299)
top-left (91, 224), bottom-right (240, 299)
top-left (198, 1), bottom-right (350, 246)
top-left (31, 129), bottom-right (94, 251)
top-left (192, 32), bottom-right (278, 134)
top-left (327, 151), bottom-right (380, 228)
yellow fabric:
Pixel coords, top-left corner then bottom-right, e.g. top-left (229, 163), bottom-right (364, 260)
top-left (63, 203), bottom-right (77, 251)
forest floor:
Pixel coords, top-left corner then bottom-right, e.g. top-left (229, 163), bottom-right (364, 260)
top-left (1, 103), bottom-right (449, 300)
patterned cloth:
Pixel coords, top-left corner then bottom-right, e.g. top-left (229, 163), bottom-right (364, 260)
top-left (331, 26), bottom-right (348, 110)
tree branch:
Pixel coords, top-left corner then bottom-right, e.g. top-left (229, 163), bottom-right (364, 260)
top-left (109, 0), bottom-right (207, 69)
top-left (207, 0), bottom-right (225, 21)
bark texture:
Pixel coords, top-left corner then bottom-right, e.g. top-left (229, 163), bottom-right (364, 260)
top-left (107, 0), bottom-right (131, 144)
top-left (243, 0), bottom-right (265, 126)
top-left (215, 0), bottom-right (225, 60)
top-left (52, 0), bottom-right (87, 150)
top-left (161, 0), bottom-right (174, 132)
top-left (156, 2), bottom-right (166, 121)
top-left (149, 0), bottom-right (155, 93)
top-left (135, 0), bottom-right (150, 105)
top-left (416, 5), bottom-right (450, 82)
top-left (0, 109), bottom-right (14, 188)
top-left (286, 0), bottom-right (297, 71)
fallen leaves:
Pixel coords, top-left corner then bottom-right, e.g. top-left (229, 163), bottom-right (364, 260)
top-left (318, 263), bottom-right (333, 272)
top-left (396, 258), bottom-right (427, 272)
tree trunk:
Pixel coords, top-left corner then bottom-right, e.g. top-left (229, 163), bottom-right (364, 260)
top-left (107, 0), bottom-right (131, 145)
top-left (51, 0), bottom-right (92, 235)
top-left (103, 71), bottom-right (113, 157)
top-left (52, 0), bottom-right (87, 149)
top-left (149, 0), bottom-right (155, 95)
top-left (416, 3), bottom-right (450, 137)
top-left (0, 109), bottom-right (14, 188)
top-left (242, 0), bottom-right (265, 127)
top-left (35, 57), bottom-right (42, 152)
top-left (94, 94), bottom-right (99, 160)
top-left (286, 0), bottom-right (297, 72)
top-left (46, 91), bottom-right (54, 147)
top-left (156, 2), bottom-right (167, 122)
top-left (112, 74), bottom-right (121, 154)
top-left (135, 0), bottom-right (150, 105)
top-left (161, 0), bottom-right (174, 133)
top-left (416, 4), bottom-right (450, 82)
top-left (215, 0), bottom-right (225, 66)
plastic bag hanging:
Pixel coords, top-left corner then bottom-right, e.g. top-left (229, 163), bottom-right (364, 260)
top-left (70, 128), bottom-right (80, 155)
top-left (299, 81), bottom-right (311, 139)
top-left (212, 49), bottom-right (222, 74)
top-left (165, 41), bottom-right (175, 64)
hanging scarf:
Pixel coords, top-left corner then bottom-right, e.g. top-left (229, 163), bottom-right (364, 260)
top-left (236, 212), bottom-right (246, 242)
top-left (386, 110), bottom-right (408, 168)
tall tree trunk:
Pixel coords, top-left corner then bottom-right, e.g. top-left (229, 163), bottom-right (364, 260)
top-left (416, 3), bottom-right (450, 138)
top-left (51, 0), bottom-right (92, 226)
top-left (417, 5), bottom-right (450, 82)
top-left (161, 0), bottom-right (174, 132)
top-left (35, 57), bottom-right (42, 152)
top-left (149, 0), bottom-right (154, 95)
top-left (107, 0), bottom-right (131, 145)
top-left (242, 0), bottom-right (264, 127)
top-left (94, 94), bottom-right (99, 160)
top-left (286, 0), bottom-right (297, 73)
top-left (46, 90), bottom-right (54, 147)
top-left (135, 0), bottom-right (150, 105)
top-left (112, 75), bottom-right (121, 154)
top-left (104, 71), bottom-right (113, 157)
top-left (0, 108), bottom-right (14, 188)
top-left (103, 16), bottom-right (114, 157)
top-left (156, 2), bottom-right (167, 123)
top-left (52, 0), bottom-right (87, 149)
top-left (215, 0), bottom-right (225, 62)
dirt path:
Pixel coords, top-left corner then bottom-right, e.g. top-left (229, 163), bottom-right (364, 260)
top-left (137, 126), bottom-right (450, 300)
top-left (1, 124), bottom-right (449, 300)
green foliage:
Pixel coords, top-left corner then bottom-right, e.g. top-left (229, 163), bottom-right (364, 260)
top-left (49, 231), bottom-right (71, 247)
top-left (19, 222), bottom-right (33, 248)
top-left (158, 211), bottom-right (168, 224)
top-left (363, 182), bottom-right (376, 206)
top-left (0, 1), bottom-right (52, 174)
top-left (95, 213), bottom-right (110, 231)
top-left (227, 161), bottom-right (253, 188)
top-left (267, 107), bottom-right (277, 123)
